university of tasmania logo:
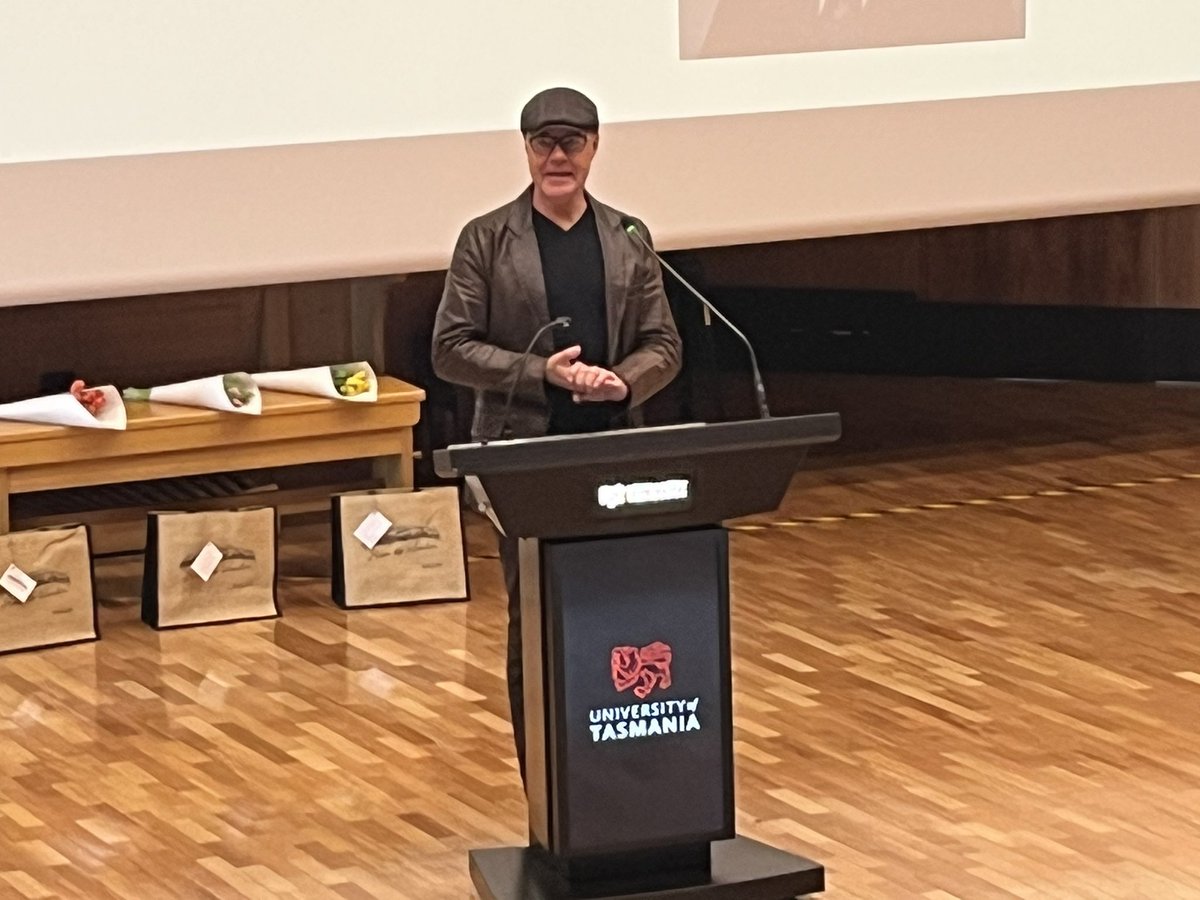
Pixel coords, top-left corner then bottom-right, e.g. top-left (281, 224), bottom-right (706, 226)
top-left (590, 640), bottom-right (701, 743)
top-left (611, 640), bottom-right (673, 698)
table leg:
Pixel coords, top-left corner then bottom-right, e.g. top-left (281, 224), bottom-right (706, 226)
top-left (0, 469), bottom-right (10, 534)
top-left (374, 427), bottom-right (414, 490)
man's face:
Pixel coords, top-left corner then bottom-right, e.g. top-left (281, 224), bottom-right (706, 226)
top-left (525, 127), bottom-right (598, 203)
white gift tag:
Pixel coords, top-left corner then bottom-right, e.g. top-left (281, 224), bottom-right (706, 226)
top-left (190, 542), bottom-right (224, 582)
top-left (353, 511), bottom-right (393, 549)
top-left (1, 564), bottom-right (37, 603)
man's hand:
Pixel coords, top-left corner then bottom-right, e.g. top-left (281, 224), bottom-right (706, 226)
top-left (570, 366), bottom-right (628, 403)
top-left (545, 345), bottom-right (628, 403)
top-left (545, 345), bottom-right (583, 390)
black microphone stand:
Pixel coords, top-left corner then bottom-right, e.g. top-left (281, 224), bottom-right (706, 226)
top-left (489, 316), bottom-right (572, 442)
top-left (623, 222), bottom-right (771, 420)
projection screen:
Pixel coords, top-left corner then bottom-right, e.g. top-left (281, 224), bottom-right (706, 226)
top-left (2, 0), bottom-right (1200, 306)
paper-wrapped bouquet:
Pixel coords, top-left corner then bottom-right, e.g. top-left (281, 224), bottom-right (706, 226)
top-left (251, 362), bottom-right (378, 402)
top-left (122, 373), bottom-right (262, 414)
top-left (0, 380), bottom-right (127, 429)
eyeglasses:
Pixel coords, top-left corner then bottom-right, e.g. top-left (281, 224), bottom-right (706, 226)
top-left (527, 132), bottom-right (591, 157)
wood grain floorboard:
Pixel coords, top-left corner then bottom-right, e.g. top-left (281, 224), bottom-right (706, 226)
top-left (5, 377), bottom-right (1200, 897)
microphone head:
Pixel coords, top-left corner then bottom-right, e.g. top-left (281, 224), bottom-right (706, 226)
top-left (619, 216), bottom-right (640, 236)
top-left (555, 316), bottom-right (571, 328)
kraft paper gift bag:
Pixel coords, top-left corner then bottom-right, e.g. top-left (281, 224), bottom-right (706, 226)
top-left (0, 525), bottom-right (99, 655)
top-left (142, 507), bottom-right (279, 629)
top-left (331, 486), bottom-right (468, 608)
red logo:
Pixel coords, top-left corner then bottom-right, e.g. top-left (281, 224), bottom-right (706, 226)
top-left (611, 641), bottom-right (673, 698)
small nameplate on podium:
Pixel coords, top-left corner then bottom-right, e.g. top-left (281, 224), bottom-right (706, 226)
top-left (596, 474), bottom-right (692, 516)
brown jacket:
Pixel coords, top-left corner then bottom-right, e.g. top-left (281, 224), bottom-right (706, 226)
top-left (432, 187), bottom-right (682, 440)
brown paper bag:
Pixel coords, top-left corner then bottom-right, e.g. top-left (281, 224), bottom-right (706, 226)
top-left (142, 507), bottom-right (278, 629)
top-left (331, 487), bottom-right (468, 608)
top-left (0, 525), bottom-right (98, 655)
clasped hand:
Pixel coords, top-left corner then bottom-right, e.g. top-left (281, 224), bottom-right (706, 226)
top-left (546, 345), bottom-right (629, 403)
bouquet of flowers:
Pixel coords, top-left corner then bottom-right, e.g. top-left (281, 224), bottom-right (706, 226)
top-left (251, 362), bottom-right (378, 402)
top-left (0, 380), bottom-right (127, 429)
top-left (122, 373), bottom-right (262, 414)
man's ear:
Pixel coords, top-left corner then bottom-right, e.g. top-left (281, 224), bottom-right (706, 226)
top-left (592, 132), bottom-right (600, 153)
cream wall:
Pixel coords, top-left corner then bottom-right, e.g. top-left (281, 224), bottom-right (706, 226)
top-left (3, 0), bottom-right (1200, 163)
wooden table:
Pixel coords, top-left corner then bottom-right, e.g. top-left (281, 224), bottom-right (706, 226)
top-left (0, 376), bottom-right (425, 534)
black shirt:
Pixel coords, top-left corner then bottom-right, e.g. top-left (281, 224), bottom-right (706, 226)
top-left (532, 201), bottom-right (614, 435)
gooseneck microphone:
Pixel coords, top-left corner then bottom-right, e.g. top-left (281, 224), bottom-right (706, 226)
top-left (622, 218), bottom-right (771, 419)
top-left (492, 315), bottom-right (572, 441)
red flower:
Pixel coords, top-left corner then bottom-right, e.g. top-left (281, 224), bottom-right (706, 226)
top-left (69, 380), bottom-right (106, 415)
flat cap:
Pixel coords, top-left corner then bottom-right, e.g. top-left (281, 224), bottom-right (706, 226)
top-left (520, 87), bottom-right (599, 134)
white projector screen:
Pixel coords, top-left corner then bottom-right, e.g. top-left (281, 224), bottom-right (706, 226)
top-left (2, 0), bottom-right (1200, 305)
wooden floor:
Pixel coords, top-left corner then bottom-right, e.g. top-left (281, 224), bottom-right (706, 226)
top-left (5, 376), bottom-right (1200, 898)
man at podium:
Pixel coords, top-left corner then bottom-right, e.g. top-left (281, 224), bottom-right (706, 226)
top-left (431, 86), bottom-right (682, 779)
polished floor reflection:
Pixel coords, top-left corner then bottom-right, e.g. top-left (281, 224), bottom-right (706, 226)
top-left (4, 376), bottom-right (1200, 898)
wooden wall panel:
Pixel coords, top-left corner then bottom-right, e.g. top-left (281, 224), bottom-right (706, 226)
top-left (692, 230), bottom-right (923, 293)
top-left (0, 287), bottom-right (265, 402)
top-left (0, 304), bottom-right (78, 402)
top-left (1144, 205), bottom-right (1200, 307)
top-left (919, 210), bottom-right (1147, 305)
top-left (284, 280), bottom-right (354, 364)
top-left (693, 204), bottom-right (1200, 309)
top-left (0, 281), bottom-right (357, 403)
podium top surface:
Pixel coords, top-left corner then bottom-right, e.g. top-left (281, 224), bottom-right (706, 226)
top-left (433, 413), bottom-right (841, 479)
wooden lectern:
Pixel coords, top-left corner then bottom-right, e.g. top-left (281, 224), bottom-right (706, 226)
top-left (434, 414), bottom-right (840, 899)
